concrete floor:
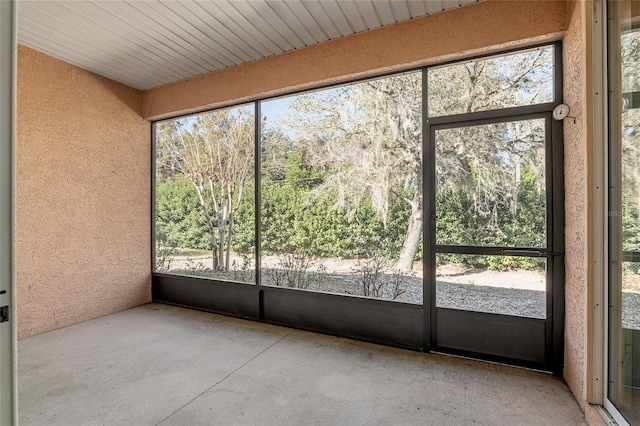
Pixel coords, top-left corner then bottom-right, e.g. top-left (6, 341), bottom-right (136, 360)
top-left (19, 303), bottom-right (586, 426)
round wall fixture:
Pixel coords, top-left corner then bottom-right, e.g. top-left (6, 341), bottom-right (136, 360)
top-left (553, 103), bottom-right (571, 121)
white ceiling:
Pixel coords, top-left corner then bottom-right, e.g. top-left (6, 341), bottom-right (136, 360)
top-left (17, 0), bottom-right (481, 90)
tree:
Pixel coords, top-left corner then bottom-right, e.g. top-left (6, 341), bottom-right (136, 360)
top-left (285, 74), bottom-right (423, 270)
top-left (156, 106), bottom-right (255, 271)
top-left (155, 47), bottom-right (555, 276)
top-left (621, 30), bottom-right (640, 252)
top-left (276, 47), bottom-right (553, 271)
top-left (435, 119), bottom-right (546, 248)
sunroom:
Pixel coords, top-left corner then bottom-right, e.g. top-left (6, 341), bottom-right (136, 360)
top-left (0, 0), bottom-right (637, 424)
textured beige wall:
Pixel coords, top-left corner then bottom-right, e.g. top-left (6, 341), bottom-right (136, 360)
top-left (16, 46), bottom-right (151, 338)
top-left (144, 0), bottom-right (568, 120)
top-left (562, 2), bottom-right (603, 424)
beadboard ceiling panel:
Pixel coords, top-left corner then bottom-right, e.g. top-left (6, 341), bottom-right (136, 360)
top-left (17, 0), bottom-right (481, 90)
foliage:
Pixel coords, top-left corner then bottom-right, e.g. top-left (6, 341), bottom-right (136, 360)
top-left (155, 47), bottom-right (559, 274)
top-left (351, 247), bottom-right (409, 299)
top-left (428, 48), bottom-right (554, 116)
top-left (154, 234), bottom-right (177, 273)
top-left (622, 193), bottom-right (640, 253)
top-left (286, 73), bottom-right (424, 270)
top-left (265, 252), bottom-right (326, 289)
top-left (258, 179), bottom-right (411, 259)
top-left (436, 164), bottom-right (545, 270)
top-left (156, 178), bottom-right (210, 250)
top-left (156, 106), bottom-right (255, 271)
top-left (437, 164), bottom-right (545, 245)
top-left (156, 125), bottom-right (546, 271)
top-left (617, 31), bottom-right (639, 269)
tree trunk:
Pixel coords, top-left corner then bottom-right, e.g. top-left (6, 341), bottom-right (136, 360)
top-left (212, 244), bottom-right (219, 271)
top-left (193, 185), bottom-right (218, 270)
top-left (512, 160), bottom-right (521, 216)
top-left (226, 210), bottom-right (233, 270)
top-left (218, 210), bottom-right (225, 271)
top-left (397, 192), bottom-right (423, 271)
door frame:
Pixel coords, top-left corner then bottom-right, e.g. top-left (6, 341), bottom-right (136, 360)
top-left (423, 96), bottom-right (565, 373)
top-left (0, 0), bottom-right (16, 424)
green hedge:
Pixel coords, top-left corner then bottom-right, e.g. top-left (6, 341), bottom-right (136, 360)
top-left (156, 165), bottom-right (550, 270)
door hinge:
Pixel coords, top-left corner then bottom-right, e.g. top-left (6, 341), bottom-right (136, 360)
top-left (0, 306), bottom-right (8, 323)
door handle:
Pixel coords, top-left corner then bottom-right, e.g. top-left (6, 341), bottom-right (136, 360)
top-left (501, 249), bottom-right (545, 257)
top-left (501, 249), bottom-right (562, 257)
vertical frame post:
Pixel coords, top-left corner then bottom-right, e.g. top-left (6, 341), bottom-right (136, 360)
top-left (590, 0), bottom-right (607, 405)
top-left (550, 41), bottom-right (566, 376)
top-left (423, 67), bottom-right (435, 352)
top-left (254, 101), bottom-right (263, 317)
top-left (151, 122), bottom-right (157, 274)
top-left (0, 0), bottom-right (16, 424)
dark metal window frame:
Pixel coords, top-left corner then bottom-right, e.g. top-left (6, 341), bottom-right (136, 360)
top-left (151, 41), bottom-right (565, 373)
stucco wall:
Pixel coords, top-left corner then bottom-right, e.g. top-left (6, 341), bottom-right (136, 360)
top-left (144, 0), bottom-right (568, 120)
top-left (562, 2), bottom-right (604, 425)
top-left (16, 46), bottom-right (151, 338)
top-left (563, 0), bottom-right (589, 403)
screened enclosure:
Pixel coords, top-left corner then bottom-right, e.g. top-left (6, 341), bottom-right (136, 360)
top-left (153, 43), bottom-right (564, 372)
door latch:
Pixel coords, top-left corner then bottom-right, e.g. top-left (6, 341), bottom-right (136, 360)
top-left (0, 306), bottom-right (8, 323)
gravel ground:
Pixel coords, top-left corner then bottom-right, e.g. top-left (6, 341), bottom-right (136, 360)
top-left (392, 279), bottom-right (546, 319)
top-left (623, 292), bottom-right (640, 330)
top-left (435, 281), bottom-right (546, 318)
top-left (167, 253), bottom-right (640, 325)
